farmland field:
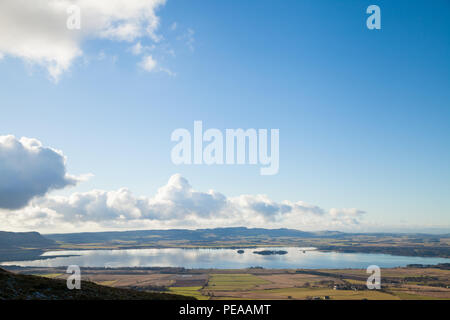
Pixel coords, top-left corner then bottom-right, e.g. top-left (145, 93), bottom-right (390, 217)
top-left (6, 265), bottom-right (449, 300)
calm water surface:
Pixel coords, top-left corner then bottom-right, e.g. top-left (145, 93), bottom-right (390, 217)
top-left (2, 247), bottom-right (449, 269)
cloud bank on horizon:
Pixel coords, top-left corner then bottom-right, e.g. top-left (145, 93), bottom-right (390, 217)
top-left (0, 135), bottom-right (366, 233)
top-left (0, 0), bottom-right (176, 81)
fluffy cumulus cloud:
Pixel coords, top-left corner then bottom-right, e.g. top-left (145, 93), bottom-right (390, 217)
top-left (329, 208), bottom-right (366, 218)
top-left (0, 135), bottom-right (85, 210)
top-left (1, 174), bottom-right (367, 233)
top-left (139, 55), bottom-right (157, 71)
top-left (0, 135), bottom-right (367, 233)
top-left (329, 208), bottom-right (366, 224)
top-left (0, 0), bottom-right (166, 81)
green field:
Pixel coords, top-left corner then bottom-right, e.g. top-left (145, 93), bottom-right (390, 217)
top-left (206, 274), bottom-right (270, 291)
top-left (11, 266), bottom-right (450, 300)
top-left (247, 288), bottom-right (399, 300)
top-left (32, 273), bottom-right (63, 279)
top-left (388, 290), bottom-right (444, 300)
top-left (168, 286), bottom-right (209, 300)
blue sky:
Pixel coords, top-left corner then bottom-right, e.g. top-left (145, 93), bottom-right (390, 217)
top-left (0, 0), bottom-right (449, 232)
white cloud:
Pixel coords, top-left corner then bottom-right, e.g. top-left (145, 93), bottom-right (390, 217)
top-left (0, 0), bottom-right (166, 81)
top-left (139, 55), bottom-right (157, 71)
top-left (183, 28), bottom-right (195, 52)
top-left (329, 208), bottom-right (366, 217)
top-left (159, 67), bottom-right (176, 76)
top-left (133, 44), bottom-right (174, 75)
top-left (0, 135), bottom-right (367, 233)
top-left (329, 208), bottom-right (366, 226)
top-left (176, 27), bottom-right (195, 52)
top-left (0, 135), bottom-right (86, 210)
top-left (170, 22), bottom-right (177, 31)
top-left (1, 172), bottom-right (366, 233)
top-left (131, 42), bottom-right (143, 55)
top-left (129, 41), bottom-right (157, 56)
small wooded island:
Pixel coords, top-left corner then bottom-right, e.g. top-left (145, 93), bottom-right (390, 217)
top-left (253, 250), bottom-right (288, 256)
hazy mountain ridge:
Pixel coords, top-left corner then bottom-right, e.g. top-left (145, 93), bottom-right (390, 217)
top-left (44, 227), bottom-right (339, 244)
top-left (45, 227), bottom-right (449, 244)
top-left (1, 228), bottom-right (448, 249)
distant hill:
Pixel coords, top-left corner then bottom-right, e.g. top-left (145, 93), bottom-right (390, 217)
top-left (45, 227), bottom-right (449, 245)
top-left (0, 231), bottom-right (57, 262)
top-left (45, 227), bottom-right (321, 244)
top-left (0, 267), bottom-right (194, 300)
top-left (0, 231), bottom-right (56, 250)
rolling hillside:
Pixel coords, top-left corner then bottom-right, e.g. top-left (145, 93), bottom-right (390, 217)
top-left (0, 231), bottom-right (56, 249)
top-left (0, 267), bottom-right (194, 300)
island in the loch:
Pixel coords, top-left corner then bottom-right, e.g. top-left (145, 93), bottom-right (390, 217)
top-left (253, 250), bottom-right (288, 256)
